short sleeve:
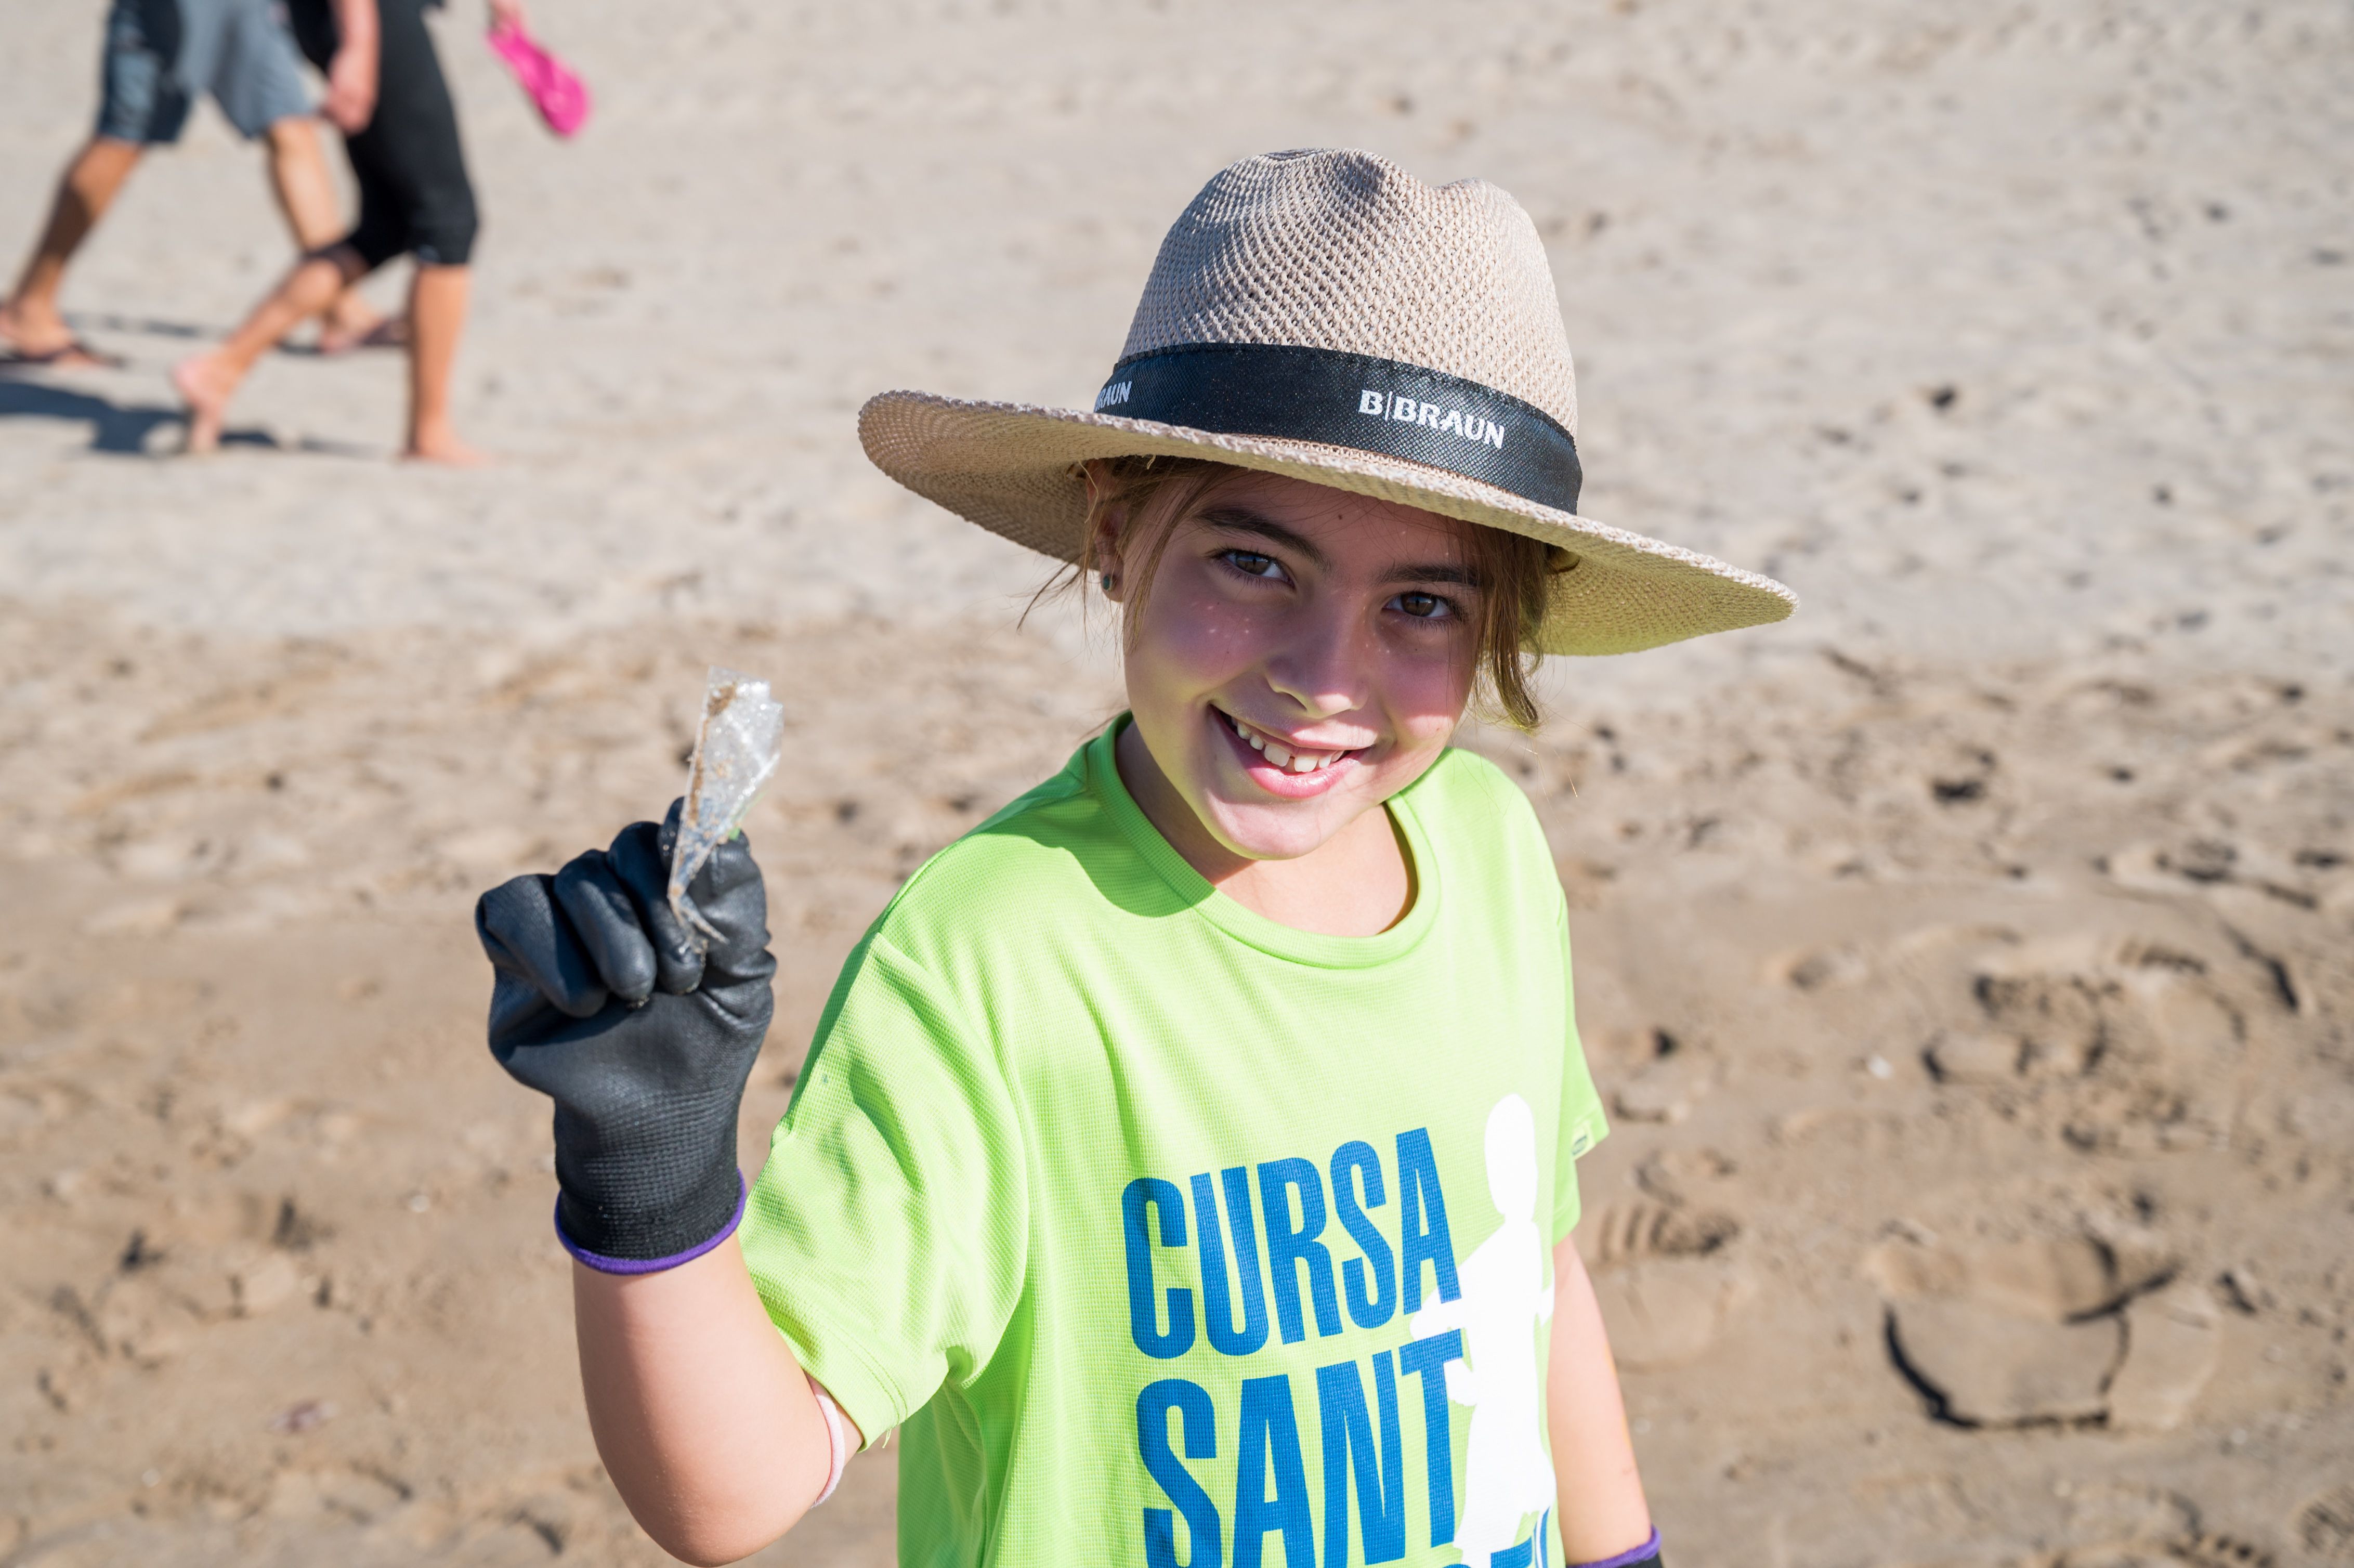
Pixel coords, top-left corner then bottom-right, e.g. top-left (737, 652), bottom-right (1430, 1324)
top-left (1551, 904), bottom-right (1610, 1242)
top-left (737, 931), bottom-right (1029, 1448)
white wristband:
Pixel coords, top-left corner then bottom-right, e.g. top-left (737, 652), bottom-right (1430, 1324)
top-left (809, 1378), bottom-right (850, 1506)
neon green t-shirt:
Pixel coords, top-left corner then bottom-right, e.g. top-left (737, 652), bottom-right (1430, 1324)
top-left (741, 720), bottom-right (1608, 1567)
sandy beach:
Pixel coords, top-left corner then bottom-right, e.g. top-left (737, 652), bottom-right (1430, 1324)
top-left (1, 1), bottom-right (2349, 1563)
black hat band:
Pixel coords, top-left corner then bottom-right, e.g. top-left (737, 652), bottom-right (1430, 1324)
top-left (1093, 342), bottom-right (1583, 515)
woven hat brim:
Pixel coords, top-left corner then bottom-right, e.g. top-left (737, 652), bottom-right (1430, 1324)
top-left (859, 390), bottom-right (1797, 657)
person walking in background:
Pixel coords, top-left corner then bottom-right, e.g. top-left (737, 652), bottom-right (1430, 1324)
top-left (173, 0), bottom-right (517, 463)
top-left (0, 0), bottom-right (388, 368)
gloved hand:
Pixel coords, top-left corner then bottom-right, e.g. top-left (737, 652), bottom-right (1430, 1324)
top-left (475, 800), bottom-right (775, 1270)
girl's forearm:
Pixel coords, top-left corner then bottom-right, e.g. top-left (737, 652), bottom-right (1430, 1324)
top-left (572, 1235), bottom-right (855, 1565)
top-left (1547, 1237), bottom-right (1655, 1561)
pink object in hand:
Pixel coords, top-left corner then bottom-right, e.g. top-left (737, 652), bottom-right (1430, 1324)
top-left (487, 22), bottom-right (590, 138)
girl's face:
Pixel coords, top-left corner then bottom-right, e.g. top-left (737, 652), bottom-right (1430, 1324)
top-left (1101, 469), bottom-right (1485, 867)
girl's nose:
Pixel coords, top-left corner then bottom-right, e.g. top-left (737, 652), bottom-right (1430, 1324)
top-left (1260, 606), bottom-right (1373, 720)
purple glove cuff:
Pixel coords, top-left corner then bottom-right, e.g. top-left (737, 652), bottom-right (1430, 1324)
top-left (1572, 1528), bottom-right (1661, 1568)
top-left (556, 1173), bottom-right (747, 1275)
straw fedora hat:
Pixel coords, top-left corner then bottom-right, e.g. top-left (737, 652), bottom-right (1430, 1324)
top-left (858, 148), bottom-right (1796, 655)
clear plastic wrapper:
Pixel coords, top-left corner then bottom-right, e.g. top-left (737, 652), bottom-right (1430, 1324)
top-left (668, 665), bottom-right (787, 940)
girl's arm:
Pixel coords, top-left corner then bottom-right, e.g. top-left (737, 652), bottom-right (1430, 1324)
top-left (476, 814), bottom-right (850, 1563)
top-left (573, 1237), bottom-right (859, 1565)
top-left (1548, 1237), bottom-right (1656, 1560)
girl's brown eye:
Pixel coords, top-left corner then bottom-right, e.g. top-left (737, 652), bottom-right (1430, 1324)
top-left (1397, 592), bottom-right (1450, 619)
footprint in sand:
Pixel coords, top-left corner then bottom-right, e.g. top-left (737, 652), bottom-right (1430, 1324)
top-left (1956, 938), bottom-right (2248, 1151)
top-left (1610, 1047), bottom-right (1719, 1125)
top-left (1887, 1295), bottom-right (2121, 1426)
top-left (2057, 1483), bottom-right (2199, 1566)
top-left (1969, 955), bottom-right (2107, 1078)
top-left (2051, 1484), bottom-right (2210, 1568)
top-left (1588, 1261), bottom-right (1746, 1371)
top-left (1583, 1194), bottom-right (1746, 1370)
top-left (2107, 837), bottom-right (2344, 924)
top-left (2107, 1279), bottom-right (2224, 1433)
top-left (2069, 968), bottom-right (2244, 1153)
top-left (2297, 1485), bottom-right (2354, 1565)
top-left (1589, 1195), bottom-right (1741, 1268)
top-left (1869, 1233), bottom-right (2216, 1429)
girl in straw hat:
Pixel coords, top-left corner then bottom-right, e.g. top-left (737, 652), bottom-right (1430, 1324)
top-left (476, 148), bottom-right (1792, 1565)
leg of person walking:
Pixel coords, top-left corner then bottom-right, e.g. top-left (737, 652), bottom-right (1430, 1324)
top-left (273, 0), bottom-right (485, 462)
top-left (261, 115), bottom-right (393, 349)
top-left (0, 138), bottom-right (144, 363)
top-left (204, 0), bottom-right (387, 348)
top-left (0, 0), bottom-right (188, 364)
top-left (265, 116), bottom-right (341, 246)
top-left (171, 244), bottom-right (366, 451)
top-left (404, 262), bottom-right (476, 462)
top-left (347, 0), bottom-right (482, 461)
top-left (172, 217), bottom-right (478, 462)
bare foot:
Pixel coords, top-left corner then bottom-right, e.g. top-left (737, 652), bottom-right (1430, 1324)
top-left (171, 355), bottom-right (237, 454)
top-left (400, 429), bottom-right (490, 466)
top-left (317, 311), bottom-right (408, 356)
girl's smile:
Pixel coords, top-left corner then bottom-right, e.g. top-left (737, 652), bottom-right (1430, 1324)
top-left (1211, 705), bottom-right (1369, 796)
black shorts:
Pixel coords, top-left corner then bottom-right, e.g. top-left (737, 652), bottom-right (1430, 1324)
top-left (290, 0), bottom-right (478, 269)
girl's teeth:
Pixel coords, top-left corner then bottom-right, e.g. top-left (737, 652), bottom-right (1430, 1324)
top-left (1227, 711), bottom-right (1340, 775)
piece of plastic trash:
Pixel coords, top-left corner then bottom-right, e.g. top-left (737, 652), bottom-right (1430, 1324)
top-left (668, 666), bottom-right (786, 942)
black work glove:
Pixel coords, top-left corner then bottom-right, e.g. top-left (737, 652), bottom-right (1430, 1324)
top-left (475, 800), bottom-right (775, 1266)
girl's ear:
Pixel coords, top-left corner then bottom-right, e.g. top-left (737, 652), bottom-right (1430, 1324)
top-left (1081, 462), bottom-right (1129, 602)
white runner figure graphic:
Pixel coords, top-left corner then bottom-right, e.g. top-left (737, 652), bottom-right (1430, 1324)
top-left (1409, 1093), bottom-right (1557, 1565)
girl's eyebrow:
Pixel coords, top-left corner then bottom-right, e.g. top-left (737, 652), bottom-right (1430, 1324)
top-left (1194, 507), bottom-right (1327, 566)
top-left (1194, 507), bottom-right (1483, 590)
top-left (1383, 561), bottom-right (1484, 590)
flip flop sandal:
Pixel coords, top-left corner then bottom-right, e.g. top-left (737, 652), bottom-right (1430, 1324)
top-left (488, 21), bottom-right (591, 138)
top-left (1, 338), bottom-right (123, 370)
